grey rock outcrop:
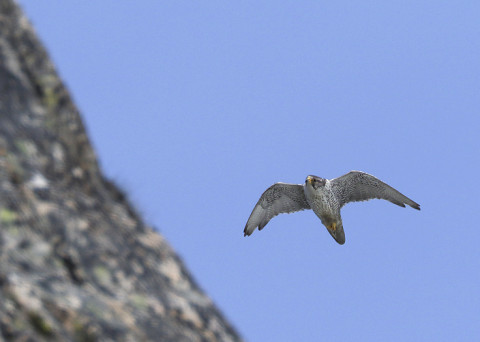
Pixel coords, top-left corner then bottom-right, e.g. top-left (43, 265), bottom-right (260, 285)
top-left (0, 1), bottom-right (241, 341)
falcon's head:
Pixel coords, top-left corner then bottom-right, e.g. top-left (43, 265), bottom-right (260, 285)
top-left (306, 175), bottom-right (326, 190)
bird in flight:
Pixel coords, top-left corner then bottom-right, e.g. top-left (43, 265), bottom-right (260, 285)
top-left (244, 171), bottom-right (420, 244)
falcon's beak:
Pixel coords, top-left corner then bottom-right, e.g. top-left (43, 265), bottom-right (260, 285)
top-left (306, 176), bottom-right (313, 184)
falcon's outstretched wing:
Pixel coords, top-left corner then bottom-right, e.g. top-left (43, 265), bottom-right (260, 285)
top-left (330, 171), bottom-right (420, 210)
top-left (244, 183), bottom-right (310, 236)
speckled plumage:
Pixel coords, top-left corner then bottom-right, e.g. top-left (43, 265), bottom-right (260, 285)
top-left (244, 171), bottom-right (420, 244)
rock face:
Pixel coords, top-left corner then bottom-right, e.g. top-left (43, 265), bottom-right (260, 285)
top-left (0, 1), bottom-right (241, 341)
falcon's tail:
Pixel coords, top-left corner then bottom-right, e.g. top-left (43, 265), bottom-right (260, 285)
top-left (325, 220), bottom-right (345, 245)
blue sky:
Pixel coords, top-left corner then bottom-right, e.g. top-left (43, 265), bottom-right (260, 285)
top-left (19, 1), bottom-right (479, 341)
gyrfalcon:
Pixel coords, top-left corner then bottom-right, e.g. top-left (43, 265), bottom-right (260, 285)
top-left (244, 171), bottom-right (420, 244)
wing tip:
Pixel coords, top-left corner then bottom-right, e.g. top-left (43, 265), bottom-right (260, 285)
top-left (244, 223), bottom-right (258, 236)
top-left (411, 203), bottom-right (421, 210)
top-left (401, 201), bottom-right (420, 210)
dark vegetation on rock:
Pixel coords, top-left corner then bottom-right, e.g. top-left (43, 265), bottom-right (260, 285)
top-left (0, 1), bottom-right (241, 341)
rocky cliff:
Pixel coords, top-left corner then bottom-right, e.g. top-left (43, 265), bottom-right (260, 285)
top-left (0, 1), bottom-right (241, 341)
